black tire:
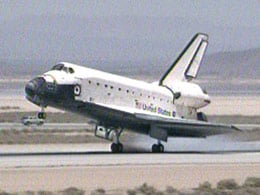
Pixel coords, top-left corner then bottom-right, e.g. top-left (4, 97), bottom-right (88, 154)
top-left (38, 112), bottom-right (46, 119)
top-left (118, 143), bottom-right (123, 153)
top-left (111, 143), bottom-right (119, 153)
top-left (158, 144), bottom-right (164, 153)
top-left (152, 144), bottom-right (164, 153)
top-left (42, 112), bottom-right (46, 119)
top-left (111, 143), bottom-right (123, 153)
top-left (152, 144), bottom-right (159, 153)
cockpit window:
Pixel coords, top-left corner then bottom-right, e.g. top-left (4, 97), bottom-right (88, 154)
top-left (62, 66), bottom-right (68, 72)
top-left (68, 67), bottom-right (74, 73)
top-left (62, 66), bottom-right (75, 74)
top-left (51, 64), bottom-right (74, 74)
top-left (51, 64), bottom-right (64, 71)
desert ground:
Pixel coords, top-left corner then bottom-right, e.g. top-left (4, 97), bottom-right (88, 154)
top-left (0, 163), bottom-right (259, 194)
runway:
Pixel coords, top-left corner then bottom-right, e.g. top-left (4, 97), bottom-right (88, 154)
top-left (0, 151), bottom-right (260, 168)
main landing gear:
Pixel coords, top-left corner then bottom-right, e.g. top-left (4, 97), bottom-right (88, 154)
top-left (152, 140), bottom-right (164, 153)
top-left (94, 125), bottom-right (124, 153)
top-left (110, 128), bottom-right (124, 153)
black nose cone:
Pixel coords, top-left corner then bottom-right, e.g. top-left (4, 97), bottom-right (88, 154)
top-left (25, 81), bottom-right (36, 96)
top-left (25, 77), bottom-right (46, 98)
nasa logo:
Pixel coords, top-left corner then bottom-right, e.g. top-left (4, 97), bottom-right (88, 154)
top-left (74, 84), bottom-right (81, 96)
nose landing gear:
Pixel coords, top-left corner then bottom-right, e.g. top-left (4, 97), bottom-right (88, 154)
top-left (38, 112), bottom-right (46, 119)
top-left (38, 107), bottom-right (47, 119)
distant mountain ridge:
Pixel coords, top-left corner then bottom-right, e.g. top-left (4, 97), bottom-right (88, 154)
top-left (0, 48), bottom-right (259, 80)
top-left (200, 48), bottom-right (260, 79)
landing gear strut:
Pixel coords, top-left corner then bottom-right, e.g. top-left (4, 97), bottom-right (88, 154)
top-left (110, 128), bottom-right (124, 153)
top-left (152, 140), bottom-right (164, 153)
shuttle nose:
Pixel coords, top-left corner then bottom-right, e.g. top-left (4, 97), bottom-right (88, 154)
top-left (25, 77), bottom-right (46, 98)
top-left (25, 81), bottom-right (37, 96)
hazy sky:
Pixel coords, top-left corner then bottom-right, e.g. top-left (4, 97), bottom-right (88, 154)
top-left (1, 0), bottom-right (259, 26)
top-left (0, 0), bottom-right (259, 63)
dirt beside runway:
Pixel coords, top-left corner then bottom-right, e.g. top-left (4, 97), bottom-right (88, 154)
top-left (0, 163), bottom-right (259, 194)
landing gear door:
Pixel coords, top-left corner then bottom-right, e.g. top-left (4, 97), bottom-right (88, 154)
top-left (149, 125), bottom-right (168, 142)
top-left (95, 126), bottom-right (114, 141)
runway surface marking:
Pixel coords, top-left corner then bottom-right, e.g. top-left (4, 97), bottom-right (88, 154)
top-left (0, 152), bottom-right (259, 169)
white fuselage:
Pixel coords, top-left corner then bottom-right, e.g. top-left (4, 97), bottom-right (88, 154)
top-left (42, 62), bottom-right (210, 120)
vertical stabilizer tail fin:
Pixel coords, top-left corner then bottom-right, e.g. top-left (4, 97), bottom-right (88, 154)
top-left (160, 33), bottom-right (208, 87)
